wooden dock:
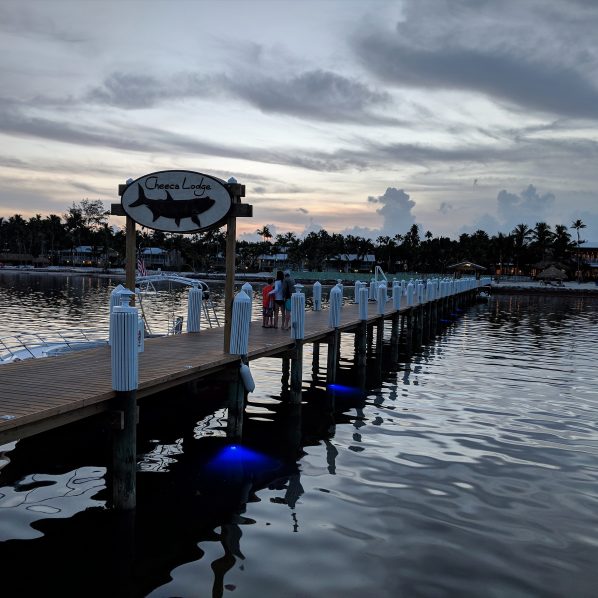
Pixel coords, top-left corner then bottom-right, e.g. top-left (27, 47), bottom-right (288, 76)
top-left (0, 300), bottom-right (417, 445)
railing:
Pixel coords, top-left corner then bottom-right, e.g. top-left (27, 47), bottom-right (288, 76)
top-left (0, 329), bottom-right (108, 364)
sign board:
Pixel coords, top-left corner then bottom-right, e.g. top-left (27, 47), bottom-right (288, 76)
top-left (121, 170), bottom-right (232, 233)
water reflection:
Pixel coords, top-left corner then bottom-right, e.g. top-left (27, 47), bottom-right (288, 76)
top-left (2, 277), bottom-right (598, 596)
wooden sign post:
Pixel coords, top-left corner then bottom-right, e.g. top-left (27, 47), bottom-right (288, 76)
top-left (223, 181), bottom-right (249, 352)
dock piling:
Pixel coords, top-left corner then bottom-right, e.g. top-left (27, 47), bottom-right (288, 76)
top-left (110, 290), bottom-right (139, 511)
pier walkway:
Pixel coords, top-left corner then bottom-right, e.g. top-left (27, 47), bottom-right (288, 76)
top-left (0, 301), bottom-right (407, 445)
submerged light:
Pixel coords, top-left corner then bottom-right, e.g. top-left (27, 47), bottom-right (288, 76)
top-left (327, 383), bottom-right (363, 397)
top-left (205, 444), bottom-right (277, 473)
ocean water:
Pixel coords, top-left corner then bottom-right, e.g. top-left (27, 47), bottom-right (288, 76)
top-left (1, 273), bottom-right (598, 597)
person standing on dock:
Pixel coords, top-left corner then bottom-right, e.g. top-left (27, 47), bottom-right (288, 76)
top-left (262, 278), bottom-right (274, 327)
top-left (269, 270), bottom-right (285, 328)
top-left (281, 270), bottom-right (296, 330)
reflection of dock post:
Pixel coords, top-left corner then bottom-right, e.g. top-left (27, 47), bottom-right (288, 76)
top-left (282, 356), bottom-right (290, 390)
top-left (110, 290), bottom-right (139, 511)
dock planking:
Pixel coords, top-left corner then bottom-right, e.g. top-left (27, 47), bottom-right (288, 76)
top-left (0, 301), bottom-right (403, 444)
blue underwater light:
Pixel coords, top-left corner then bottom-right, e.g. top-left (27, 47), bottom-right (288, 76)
top-left (205, 444), bottom-right (277, 473)
top-left (327, 383), bottom-right (363, 397)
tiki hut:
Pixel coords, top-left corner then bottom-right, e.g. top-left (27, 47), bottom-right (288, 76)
top-left (536, 265), bottom-right (567, 281)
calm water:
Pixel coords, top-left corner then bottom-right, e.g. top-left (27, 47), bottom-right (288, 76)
top-left (1, 272), bottom-right (598, 597)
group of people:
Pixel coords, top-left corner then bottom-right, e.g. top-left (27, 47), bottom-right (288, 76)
top-left (262, 270), bottom-right (296, 329)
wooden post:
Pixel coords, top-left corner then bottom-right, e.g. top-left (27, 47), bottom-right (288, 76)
top-left (110, 296), bottom-right (139, 511)
top-left (390, 313), bottom-right (399, 362)
top-left (356, 321), bottom-right (367, 367)
top-left (125, 216), bottom-right (136, 305)
top-left (326, 329), bottom-right (340, 385)
top-left (290, 342), bottom-right (303, 404)
top-left (222, 184), bottom-right (250, 352)
top-left (223, 211), bottom-right (237, 352)
top-left (226, 373), bottom-right (245, 440)
top-left (376, 318), bottom-right (384, 355)
top-left (112, 389), bottom-right (137, 510)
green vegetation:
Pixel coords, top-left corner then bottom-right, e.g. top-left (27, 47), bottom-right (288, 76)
top-left (0, 202), bottom-right (589, 277)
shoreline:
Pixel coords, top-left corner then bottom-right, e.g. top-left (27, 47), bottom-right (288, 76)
top-left (2, 266), bottom-right (598, 295)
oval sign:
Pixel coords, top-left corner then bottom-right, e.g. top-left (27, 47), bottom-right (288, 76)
top-left (121, 170), bottom-right (232, 233)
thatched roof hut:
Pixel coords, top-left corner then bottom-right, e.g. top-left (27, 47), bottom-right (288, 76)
top-left (537, 265), bottom-right (567, 280)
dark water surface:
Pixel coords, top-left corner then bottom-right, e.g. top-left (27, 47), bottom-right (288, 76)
top-left (1, 273), bottom-right (598, 597)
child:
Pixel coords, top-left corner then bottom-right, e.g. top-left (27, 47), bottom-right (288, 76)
top-left (262, 278), bottom-right (274, 327)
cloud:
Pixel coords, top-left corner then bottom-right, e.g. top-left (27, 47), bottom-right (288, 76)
top-left (459, 184), bottom-right (576, 236)
top-left (301, 219), bottom-right (324, 237)
top-left (458, 213), bottom-right (502, 236)
top-left (0, 98), bottom-right (363, 171)
top-left (84, 68), bottom-right (399, 125)
top-left (0, 4), bottom-right (86, 43)
top-left (439, 202), bottom-right (453, 214)
top-left (367, 187), bottom-right (417, 236)
top-left (497, 184), bottom-right (555, 227)
top-left (353, 0), bottom-right (598, 120)
top-left (227, 69), bottom-right (398, 125)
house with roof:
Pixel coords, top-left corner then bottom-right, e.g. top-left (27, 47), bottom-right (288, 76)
top-left (327, 253), bottom-right (376, 273)
top-left (575, 241), bottom-right (598, 278)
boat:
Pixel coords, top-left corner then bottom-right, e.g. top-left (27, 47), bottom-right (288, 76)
top-left (0, 274), bottom-right (219, 364)
top-left (0, 329), bottom-right (108, 364)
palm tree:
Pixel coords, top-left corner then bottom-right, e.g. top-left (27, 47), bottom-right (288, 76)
top-left (570, 219), bottom-right (586, 282)
top-left (256, 226), bottom-right (272, 244)
top-left (552, 224), bottom-right (572, 263)
top-left (376, 235), bottom-right (396, 273)
top-left (511, 224), bottom-right (532, 274)
top-left (531, 222), bottom-right (554, 265)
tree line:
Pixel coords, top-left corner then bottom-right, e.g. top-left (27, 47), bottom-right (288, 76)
top-left (0, 200), bottom-right (589, 276)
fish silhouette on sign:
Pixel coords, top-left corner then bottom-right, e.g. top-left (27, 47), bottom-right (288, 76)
top-left (129, 184), bottom-right (216, 228)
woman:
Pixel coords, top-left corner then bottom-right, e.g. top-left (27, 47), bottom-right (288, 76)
top-left (269, 270), bottom-right (285, 328)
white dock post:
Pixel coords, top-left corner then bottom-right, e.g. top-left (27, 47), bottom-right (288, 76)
top-left (312, 281), bottom-right (322, 311)
top-left (186, 286), bottom-right (203, 333)
top-left (229, 291), bottom-right (252, 355)
top-left (109, 284), bottom-right (125, 346)
top-left (377, 283), bottom-right (387, 315)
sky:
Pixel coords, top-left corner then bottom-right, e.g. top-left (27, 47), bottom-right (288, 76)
top-left (1, 0), bottom-right (597, 242)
